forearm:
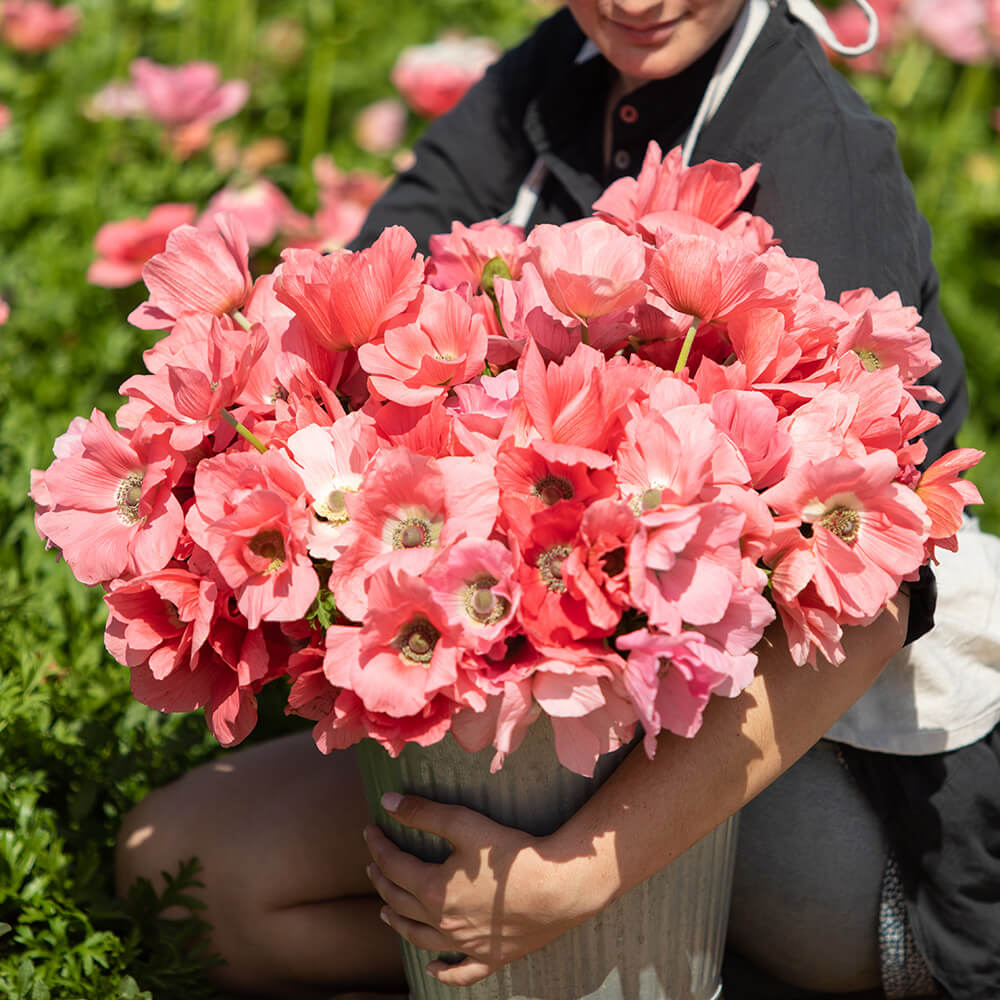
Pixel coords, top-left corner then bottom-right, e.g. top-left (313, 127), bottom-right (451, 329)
top-left (551, 593), bottom-right (910, 916)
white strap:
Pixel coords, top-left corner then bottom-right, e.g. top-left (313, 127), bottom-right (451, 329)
top-left (787, 0), bottom-right (879, 57)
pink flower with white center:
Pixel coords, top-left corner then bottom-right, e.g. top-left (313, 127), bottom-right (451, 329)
top-left (130, 57), bottom-right (248, 157)
top-left (423, 537), bottom-right (519, 654)
top-left (427, 219), bottom-right (528, 292)
top-left (200, 180), bottom-right (309, 250)
top-left (353, 97), bottom-right (407, 155)
top-left (88, 203), bottom-right (197, 289)
top-left (762, 450), bottom-right (930, 621)
top-left (324, 562), bottom-right (460, 717)
top-left (128, 214), bottom-right (253, 330)
top-left (33, 409), bottom-right (185, 586)
top-left (523, 219), bottom-right (647, 323)
top-left (119, 313), bottom-right (267, 450)
top-left (357, 285), bottom-right (488, 405)
top-left (915, 448), bottom-right (984, 559)
top-left (391, 36), bottom-right (499, 118)
top-left (496, 438), bottom-right (617, 540)
top-left (593, 142), bottom-right (760, 237)
top-left (274, 226), bottom-right (424, 351)
top-left (285, 413), bottom-right (379, 560)
top-left (1, 0), bottom-right (78, 52)
top-left (187, 449), bottom-right (317, 629)
top-left (330, 447), bottom-right (498, 621)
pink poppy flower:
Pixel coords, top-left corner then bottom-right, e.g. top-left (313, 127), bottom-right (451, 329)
top-left (523, 219), bottom-right (647, 323)
top-left (908, 0), bottom-right (993, 63)
top-left (427, 219), bottom-right (527, 292)
top-left (358, 285), bottom-right (488, 405)
top-left (391, 36), bottom-right (499, 118)
top-left (200, 180), bottom-right (309, 250)
top-left (324, 562), bottom-right (461, 717)
top-left (915, 448), bottom-right (984, 557)
top-left (128, 214), bottom-right (253, 330)
top-left (274, 226), bottom-right (424, 351)
top-left (88, 203), bottom-right (197, 289)
top-left (33, 409), bottom-right (185, 586)
top-left (353, 97), bottom-right (407, 154)
top-left (762, 450), bottom-right (929, 621)
top-left (187, 449), bottom-right (317, 629)
top-left (329, 447), bottom-right (498, 621)
top-left (84, 80), bottom-right (146, 120)
top-left (130, 57), bottom-right (249, 151)
top-left (1, 0), bottom-right (79, 52)
top-left (594, 142), bottom-right (759, 236)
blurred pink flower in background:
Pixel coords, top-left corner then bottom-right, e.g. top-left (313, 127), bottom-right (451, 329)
top-left (88, 203), bottom-right (196, 288)
top-left (130, 57), bottom-right (249, 158)
top-left (391, 35), bottom-right (499, 118)
top-left (824, 0), bottom-right (905, 72)
top-left (84, 80), bottom-right (146, 120)
top-left (908, 0), bottom-right (993, 63)
top-left (0, 297), bottom-right (8, 324)
top-left (354, 97), bottom-right (407, 154)
top-left (0, 103), bottom-right (9, 131)
top-left (199, 180), bottom-right (310, 250)
top-left (0, 0), bottom-right (78, 52)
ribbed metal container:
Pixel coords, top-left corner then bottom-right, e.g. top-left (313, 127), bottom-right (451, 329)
top-left (357, 718), bottom-right (737, 1000)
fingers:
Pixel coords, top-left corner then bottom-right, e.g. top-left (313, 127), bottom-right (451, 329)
top-left (366, 860), bottom-right (425, 923)
top-left (363, 823), bottom-right (432, 899)
top-left (379, 906), bottom-right (454, 955)
top-left (426, 956), bottom-right (494, 987)
top-left (381, 791), bottom-right (484, 841)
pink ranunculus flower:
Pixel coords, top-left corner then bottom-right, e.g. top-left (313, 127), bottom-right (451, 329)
top-left (274, 226), bottom-right (425, 351)
top-left (1, 0), bottom-right (79, 52)
top-left (199, 180), bottom-right (309, 250)
top-left (354, 97), bottom-right (407, 155)
top-left (130, 57), bottom-right (249, 156)
top-left (391, 36), bottom-right (499, 118)
top-left (358, 285), bottom-right (489, 405)
top-left (128, 214), bottom-right (253, 330)
top-left (33, 409), bottom-right (185, 587)
top-left (88, 203), bottom-right (196, 289)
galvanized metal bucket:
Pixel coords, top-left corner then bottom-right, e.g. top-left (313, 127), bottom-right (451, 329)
top-left (357, 718), bottom-right (737, 1000)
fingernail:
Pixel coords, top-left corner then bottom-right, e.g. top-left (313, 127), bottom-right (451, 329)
top-left (362, 826), bottom-right (369, 842)
top-left (365, 864), bottom-right (374, 880)
top-left (381, 791), bottom-right (403, 812)
top-left (380, 907), bottom-right (392, 926)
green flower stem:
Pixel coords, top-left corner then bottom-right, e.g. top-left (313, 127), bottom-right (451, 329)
top-left (580, 319), bottom-right (590, 346)
top-left (231, 309), bottom-right (253, 332)
top-left (886, 38), bottom-right (932, 110)
top-left (674, 321), bottom-right (699, 374)
top-left (220, 408), bottom-right (267, 453)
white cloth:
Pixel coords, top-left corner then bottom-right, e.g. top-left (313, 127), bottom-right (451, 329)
top-left (827, 515), bottom-right (1000, 754)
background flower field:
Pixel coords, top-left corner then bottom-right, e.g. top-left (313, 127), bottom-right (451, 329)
top-left (0, 1), bottom-right (997, 996)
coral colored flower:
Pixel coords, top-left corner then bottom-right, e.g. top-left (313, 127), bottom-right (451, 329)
top-left (915, 448), bottom-right (984, 557)
top-left (200, 180), bottom-right (308, 250)
top-left (594, 142), bottom-right (759, 236)
top-left (1, 0), bottom-right (78, 52)
top-left (130, 57), bottom-right (249, 152)
top-left (129, 214), bottom-right (253, 330)
top-left (358, 286), bottom-right (488, 405)
top-left (0, 296), bottom-right (8, 325)
top-left (354, 97), bottom-right (407, 154)
top-left (391, 36), bottom-right (499, 118)
top-left (0, 103), bottom-right (9, 132)
top-left (33, 409), bottom-right (185, 586)
top-left (275, 226), bottom-right (424, 351)
top-left (88, 203), bottom-right (196, 289)
top-left (427, 219), bottom-right (527, 292)
top-left (523, 219), bottom-right (647, 322)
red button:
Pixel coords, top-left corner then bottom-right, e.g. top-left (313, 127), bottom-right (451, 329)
top-left (619, 104), bottom-right (638, 124)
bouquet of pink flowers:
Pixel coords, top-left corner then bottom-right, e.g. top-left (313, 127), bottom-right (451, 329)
top-left (31, 142), bottom-right (982, 776)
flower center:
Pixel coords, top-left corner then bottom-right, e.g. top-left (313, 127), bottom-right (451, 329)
top-left (821, 506), bottom-right (861, 543)
top-left (314, 487), bottom-right (351, 526)
top-left (855, 348), bottom-right (881, 371)
top-left (531, 475), bottom-right (573, 507)
top-left (462, 575), bottom-right (510, 625)
top-left (248, 529), bottom-right (286, 573)
top-left (536, 544), bottom-right (571, 593)
top-left (392, 515), bottom-right (436, 550)
top-left (115, 471), bottom-right (145, 525)
top-left (397, 616), bottom-right (439, 665)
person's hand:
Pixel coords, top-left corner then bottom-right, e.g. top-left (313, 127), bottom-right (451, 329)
top-left (363, 792), bottom-right (606, 987)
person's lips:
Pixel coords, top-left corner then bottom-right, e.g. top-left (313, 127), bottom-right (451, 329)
top-left (611, 14), bottom-right (686, 46)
